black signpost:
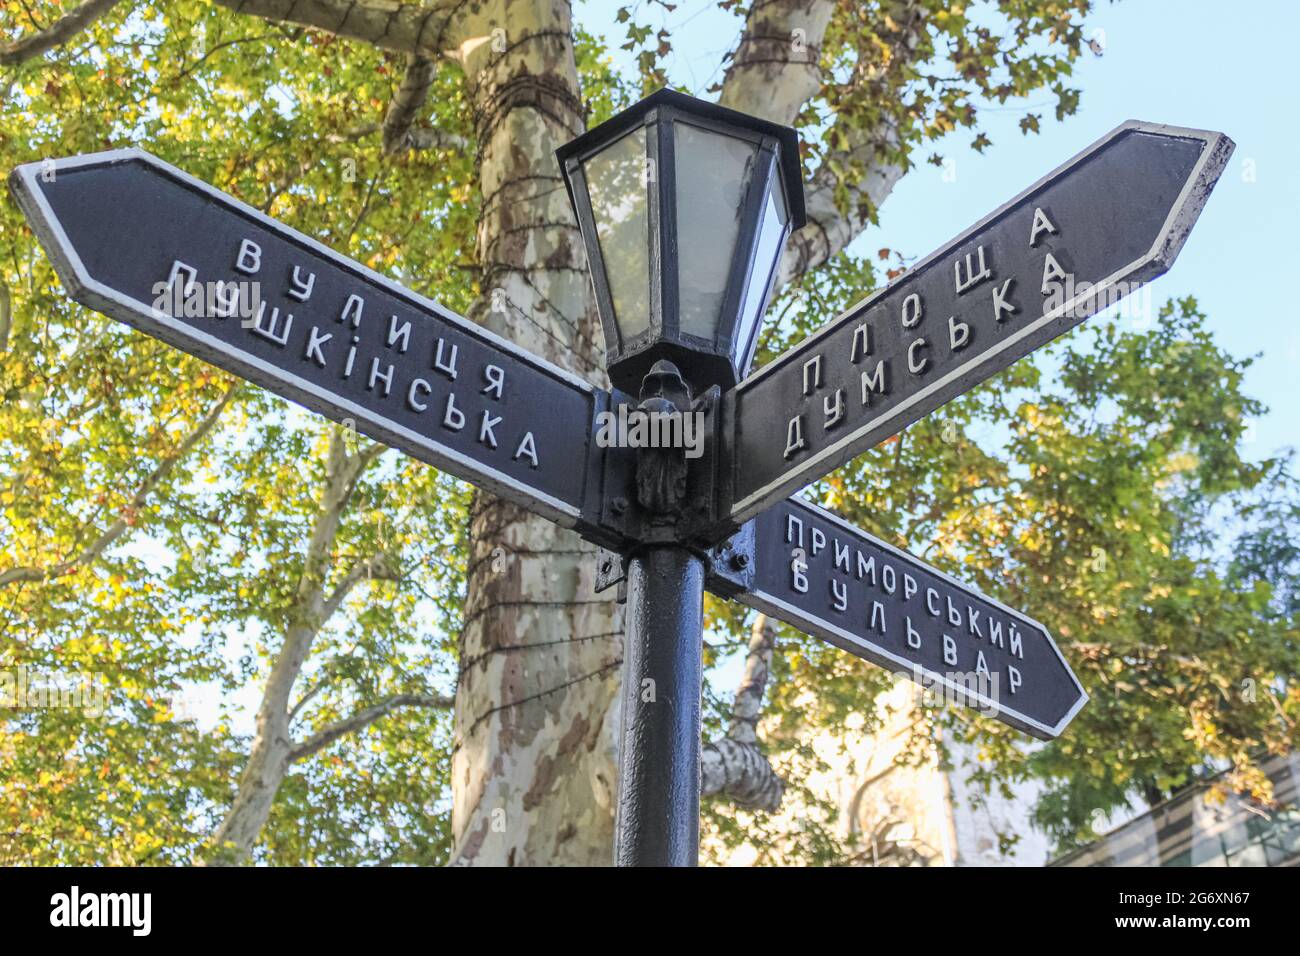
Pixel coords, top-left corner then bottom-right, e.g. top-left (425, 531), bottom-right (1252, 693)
top-left (9, 149), bottom-right (618, 541)
top-left (11, 94), bottom-right (1231, 867)
top-left (718, 121), bottom-right (1234, 529)
top-left (736, 497), bottom-right (1086, 739)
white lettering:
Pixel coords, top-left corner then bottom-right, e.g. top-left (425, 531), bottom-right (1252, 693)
top-left (304, 326), bottom-right (331, 366)
top-left (340, 293), bottom-right (364, 328)
top-left (993, 277), bottom-right (1018, 322)
top-left (907, 338), bottom-right (929, 375)
top-left (831, 579), bottom-right (848, 612)
top-left (288, 265), bottom-right (315, 301)
top-left (948, 315), bottom-right (970, 350)
top-left (901, 292), bottom-right (923, 328)
top-left (783, 415), bottom-right (806, 459)
top-left (343, 336), bottom-right (358, 379)
top-left (786, 515), bottom-right (804, 548)
top-left (802, 355), bottom-right (823, 395)
top-left (850, 323), bottom-right (871, 362)
top-left (386, 315), bottom-right (412, 352)
top-left (860, 361), bottom-right (888, 404)
top-left (513, 431), bottom-right (539, 468)
top-left (368, 357), bottom-right (393, 396)
top-left (407, 378), bottom-right (432, 412)
top-left (482, 364), bottom-right (505, 400)
top-left (235, 238), bottom-right (261, 275)
top-left (249, 302), bottom-right (292, 346)
top-left (442, 393), bottom-right (465, 431)
top-left (1029, 206), bottom-right (1058, 247)
top-left (834, 541), bottom-right (851, 573)
top-left (434, 338), bottom-right (459, 380)
top-left (823, 389), bottom-right (845, 429)
top-left (1041, 252), bottom-right (1069, 295)
top-left (479, 410), bottom-right (501, 448)
top-left (954, 245), bottom-right (991, 294)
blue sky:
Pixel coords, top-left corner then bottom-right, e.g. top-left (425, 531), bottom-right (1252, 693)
top-left (578, 0), bottom-right (1300, 464)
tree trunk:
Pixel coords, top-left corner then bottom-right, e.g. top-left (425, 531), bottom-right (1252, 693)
top-left (203, 432), bottom-right (375, 865)
top-left (449, 1), bottom-right (623, 866)
top-left (203, 625), bottom-right (304, 864)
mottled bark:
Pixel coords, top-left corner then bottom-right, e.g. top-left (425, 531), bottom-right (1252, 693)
top-left (776, 1), bottom-right (928, 285)
top-left (702, 614), bottom-right (784, 811)
top-left (718, 0), bottom-right (834, 125)
top-left (210, 0), bottom-right (469, 56)
top-left (776, 134), bottom-right (907, 287)
top-left (382, 53), bottom-right (437, 154)
top-left (715, 0), bottom-right (912, 289)
top-left (447, 0), bottom-right (621, 867)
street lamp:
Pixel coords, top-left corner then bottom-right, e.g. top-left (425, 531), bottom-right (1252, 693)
top-left (557, 91), bottom-right (806, 868)
top-left (557, 88), bottom-right (806, 395)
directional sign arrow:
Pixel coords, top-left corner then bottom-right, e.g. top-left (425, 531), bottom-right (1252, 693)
top-left (725, 497), bottom-right (1087, 738)
top-left (720, 120), bottom-right (1233, 529)
top-left (11, 149), bottom-right (621, 544)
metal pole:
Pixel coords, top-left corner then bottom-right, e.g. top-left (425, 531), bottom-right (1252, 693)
top-left (614, 544), bottom-right (704, 866)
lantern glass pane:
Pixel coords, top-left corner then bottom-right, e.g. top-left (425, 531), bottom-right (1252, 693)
top-left (674, 122), bottom-right (758, 339)
top-left (584, 128), bottom-right (650, 339)
top-left (734, 183), bottom-right (788, 374)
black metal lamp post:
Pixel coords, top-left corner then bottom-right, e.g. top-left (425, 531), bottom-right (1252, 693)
top-left (558, 89), bottom-right (805, 866)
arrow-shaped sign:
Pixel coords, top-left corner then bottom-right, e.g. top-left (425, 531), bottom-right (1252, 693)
top-left (721, 121), bottom-right (1233, 528)
top-left (11, 149), bottom-right (619, 543)
top-left (729, 497), bottom-right (1087, 738)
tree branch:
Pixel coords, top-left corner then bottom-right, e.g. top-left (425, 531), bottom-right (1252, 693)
top-left (382, 52), bottom-right (436, 154)
top-left (718, 0), bottom-right (835, 125)
top-left (289, 692), bottom-right (452, 761)
top-left (293, 427), bottom-right (377, 614)
top-left (204, 425), bottom-right (383, 864)
top-left (0, 275), bottom-right (10, 352)
top-left (0, 0), bottom-right (127, 67)
top-left (0, 384), bottom-right (239, 587)
top-left (775, 1), bottom-right (930, 287)
top-left (209, 0), bottom-right (468, 57)
top-left (776, 122), bottom-right (907, 287)
top-left (321, 550), bottom-right (400, 619)
top-left (702, 613), bottom-right (785, 811)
